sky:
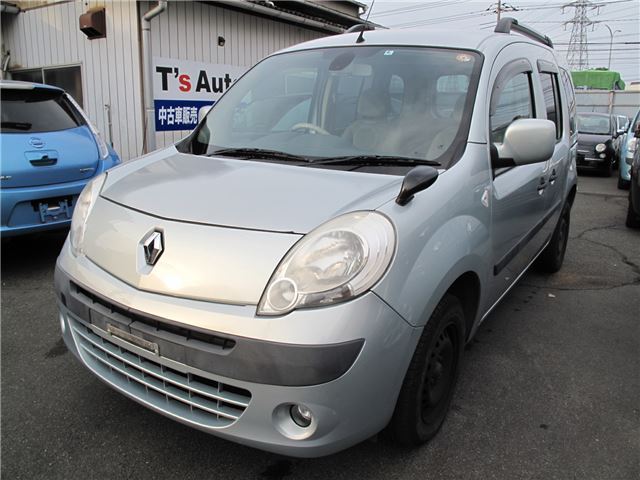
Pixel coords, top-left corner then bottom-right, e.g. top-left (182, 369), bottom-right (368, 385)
top-left (359, 0), bottom-right (640, 84)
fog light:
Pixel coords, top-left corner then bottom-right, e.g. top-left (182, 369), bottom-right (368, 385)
top-left (290, 404), bottom-right (313, 428)
top-left (599, 153), bottom-right (606, 159)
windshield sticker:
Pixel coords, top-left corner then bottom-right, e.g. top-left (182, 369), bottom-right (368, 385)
top-left (456, 54), bottom-right (472, 63)
top-left (384, 50), bottom-right (395, 56)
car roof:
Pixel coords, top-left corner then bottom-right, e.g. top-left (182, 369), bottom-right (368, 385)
top-left (277, 27), bottom-right (554, 56)
top-left (0, 79), bottom-right (64, 92)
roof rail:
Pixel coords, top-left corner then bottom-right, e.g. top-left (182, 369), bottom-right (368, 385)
top-left (494, 17), bottom-right (553, 48)
top-left (345, 23), bottom-right (374, 34)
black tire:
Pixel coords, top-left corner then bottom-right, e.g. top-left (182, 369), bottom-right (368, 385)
top-left (626, 196), bottom-right (640, 228)
top-left (537, 204), bottom-right (570, 273)
top-left (388, 294), bottom-right (465, 446)
top-left (618, 177), bottom-right (630, 190)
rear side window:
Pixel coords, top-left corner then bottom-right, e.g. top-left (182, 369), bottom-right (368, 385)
top-left (490, 72), bottom-right (534, 144)
top-left (0, 88), bottom-right (83, 133)
top-left (540, 72), bottom-right (562, 140)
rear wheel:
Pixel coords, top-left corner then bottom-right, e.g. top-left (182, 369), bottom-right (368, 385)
top-left (537, 204), bottom-right (570, 273)
top-left (388, 294), bottom-right (464, 445)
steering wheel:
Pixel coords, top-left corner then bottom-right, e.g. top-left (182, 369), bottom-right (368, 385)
top-left (291, 122), bottom-right (330, 135)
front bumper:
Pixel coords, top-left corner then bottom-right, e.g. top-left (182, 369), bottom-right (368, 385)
top-left (576, 149), bottom-right (612, 170)
top-left (620, 154), bottom-right (632, 181)
top-left (55, 244), bottom-right (420, 457)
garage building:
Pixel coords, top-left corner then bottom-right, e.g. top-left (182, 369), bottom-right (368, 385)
top-left (1, 0), bottom-right (366, 160)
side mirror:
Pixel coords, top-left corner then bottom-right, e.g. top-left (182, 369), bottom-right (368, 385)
top-left (396, 166), bottom-right (439, 206)
top-left (635, 125), bottom-right (640, 139)
top-left (198, 105), bottom-right (213, 123)
top-left (494, 119), bottom-right (555, 167)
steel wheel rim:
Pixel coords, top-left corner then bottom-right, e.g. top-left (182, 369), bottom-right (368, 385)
top-left (421, 324), bottom-right (459, 424)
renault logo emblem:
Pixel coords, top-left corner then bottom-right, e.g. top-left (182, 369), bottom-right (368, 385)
top-left (142, 230), bottom-right (164, 266)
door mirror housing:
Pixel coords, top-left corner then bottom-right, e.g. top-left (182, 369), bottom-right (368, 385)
top-left (494, 118), bottom-right (555, 167)
top-left (396, 166), bottom-right (439, 206)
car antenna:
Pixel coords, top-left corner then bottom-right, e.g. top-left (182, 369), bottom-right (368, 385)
top-left (356, 0), bottom-right (375, 43)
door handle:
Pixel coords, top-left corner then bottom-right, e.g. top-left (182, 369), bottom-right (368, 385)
top-left (537, 177), bottom-right (547, 194)
top-left (30, 155), bottom-right (57, 167)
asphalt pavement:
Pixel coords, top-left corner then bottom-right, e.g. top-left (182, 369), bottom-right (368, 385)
top-left (1, 173), bottom-right (639, 480)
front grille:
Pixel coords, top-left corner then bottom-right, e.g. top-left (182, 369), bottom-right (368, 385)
top-left (69, 317), bottom-right (251, 429)
top-left (71, 282), bottom-right (236, 351)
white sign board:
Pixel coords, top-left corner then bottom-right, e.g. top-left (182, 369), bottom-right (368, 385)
top-left (153, 57), bottom-right (247, 131)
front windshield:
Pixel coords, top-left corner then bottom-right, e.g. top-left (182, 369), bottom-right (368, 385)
top-left (186, 46), bottom-right (481, 167)
top-left (577, 114), bottom-right (611, 135)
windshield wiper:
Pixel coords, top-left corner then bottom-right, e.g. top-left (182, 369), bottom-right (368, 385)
top-left (308, 155), bottom-right (441, 167)
top-left (1, 121), bottom-right (31, 131)
top-left (207, 147), bottom-right (311, 162)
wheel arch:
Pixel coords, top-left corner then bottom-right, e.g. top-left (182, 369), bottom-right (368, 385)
top-left (445, 271), bottom-right (482, 342)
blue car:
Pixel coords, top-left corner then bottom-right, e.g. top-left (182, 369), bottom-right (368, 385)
top-left (619, 109), bottom-right (640, 190)
top-left (1, 80), bottom-right (120, 236)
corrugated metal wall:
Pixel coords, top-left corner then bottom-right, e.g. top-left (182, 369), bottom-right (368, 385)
top-left (146, 0), bottom-right (325, 147)
top-left (576, 90), bottom-right (640, 119)
top-left (2, 1), bottom-right (327, 160)
top-left (2, 0), bottom-right (144, 160)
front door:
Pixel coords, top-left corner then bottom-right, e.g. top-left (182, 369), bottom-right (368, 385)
top-left (487, 52), bottom-right (549, 307)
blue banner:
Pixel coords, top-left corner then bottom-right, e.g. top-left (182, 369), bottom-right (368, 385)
top-left (154, 99), bottom-right (215, 132)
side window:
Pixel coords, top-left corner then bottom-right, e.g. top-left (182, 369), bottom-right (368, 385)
top-left (560, 69), bottom-right (576, 136)
top-left (490, 71), bottom-right (534, 144)
top-left (540, 72), bottom-right (562, 140)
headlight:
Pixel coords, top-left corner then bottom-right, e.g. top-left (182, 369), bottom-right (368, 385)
top-left (257, 211), bottom-right (396, 316)
top-left (629, 138), bottom-right (638, 154)
top-left (70, 173), bottom-right (106, 256)
top-left (595, 143), bottom-right (606, 153)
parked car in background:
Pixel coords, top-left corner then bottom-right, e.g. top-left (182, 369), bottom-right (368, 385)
top-left (613, 114), bottom-right (629, 166)
top-left (55, 22), bottom-right (577, 457)
top-left (576, 112), bottom-right (618, 176)
top-left (1, 80), bottom-right (121, 237)
top-left (626, 123), bottom-right (640, 228)
top-left (619, 109), bottom-right (640, 189)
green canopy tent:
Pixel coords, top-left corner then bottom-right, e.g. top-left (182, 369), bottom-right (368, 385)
top-left (571, 69), bottom-right (626, 90)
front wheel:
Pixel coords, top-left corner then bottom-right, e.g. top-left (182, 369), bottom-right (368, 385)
top-left (537, 203), bottom-right (570, 273)
top-left (618, 177), bottom-right (630, 190)
top-left (388, 294), bottom-right (465, 445)
top-left (626, 196), bottom-right (640, 228)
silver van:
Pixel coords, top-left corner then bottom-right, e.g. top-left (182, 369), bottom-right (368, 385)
top-left (55, 19), bottom-right (577, 457)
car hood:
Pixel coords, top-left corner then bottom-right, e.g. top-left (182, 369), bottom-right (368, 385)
top-left (101, 149), bottom-right (403, 234)
top-left (577, 133), bottom-right (612, 145)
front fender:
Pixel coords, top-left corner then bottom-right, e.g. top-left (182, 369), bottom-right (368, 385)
top-left (373, 146), bottom-right (492, 328)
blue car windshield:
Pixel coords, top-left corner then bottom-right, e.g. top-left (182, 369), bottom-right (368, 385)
top-left (1, 88), bottom-right (83, 133)
top-left (187, 46), bottom-right (482, 167)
